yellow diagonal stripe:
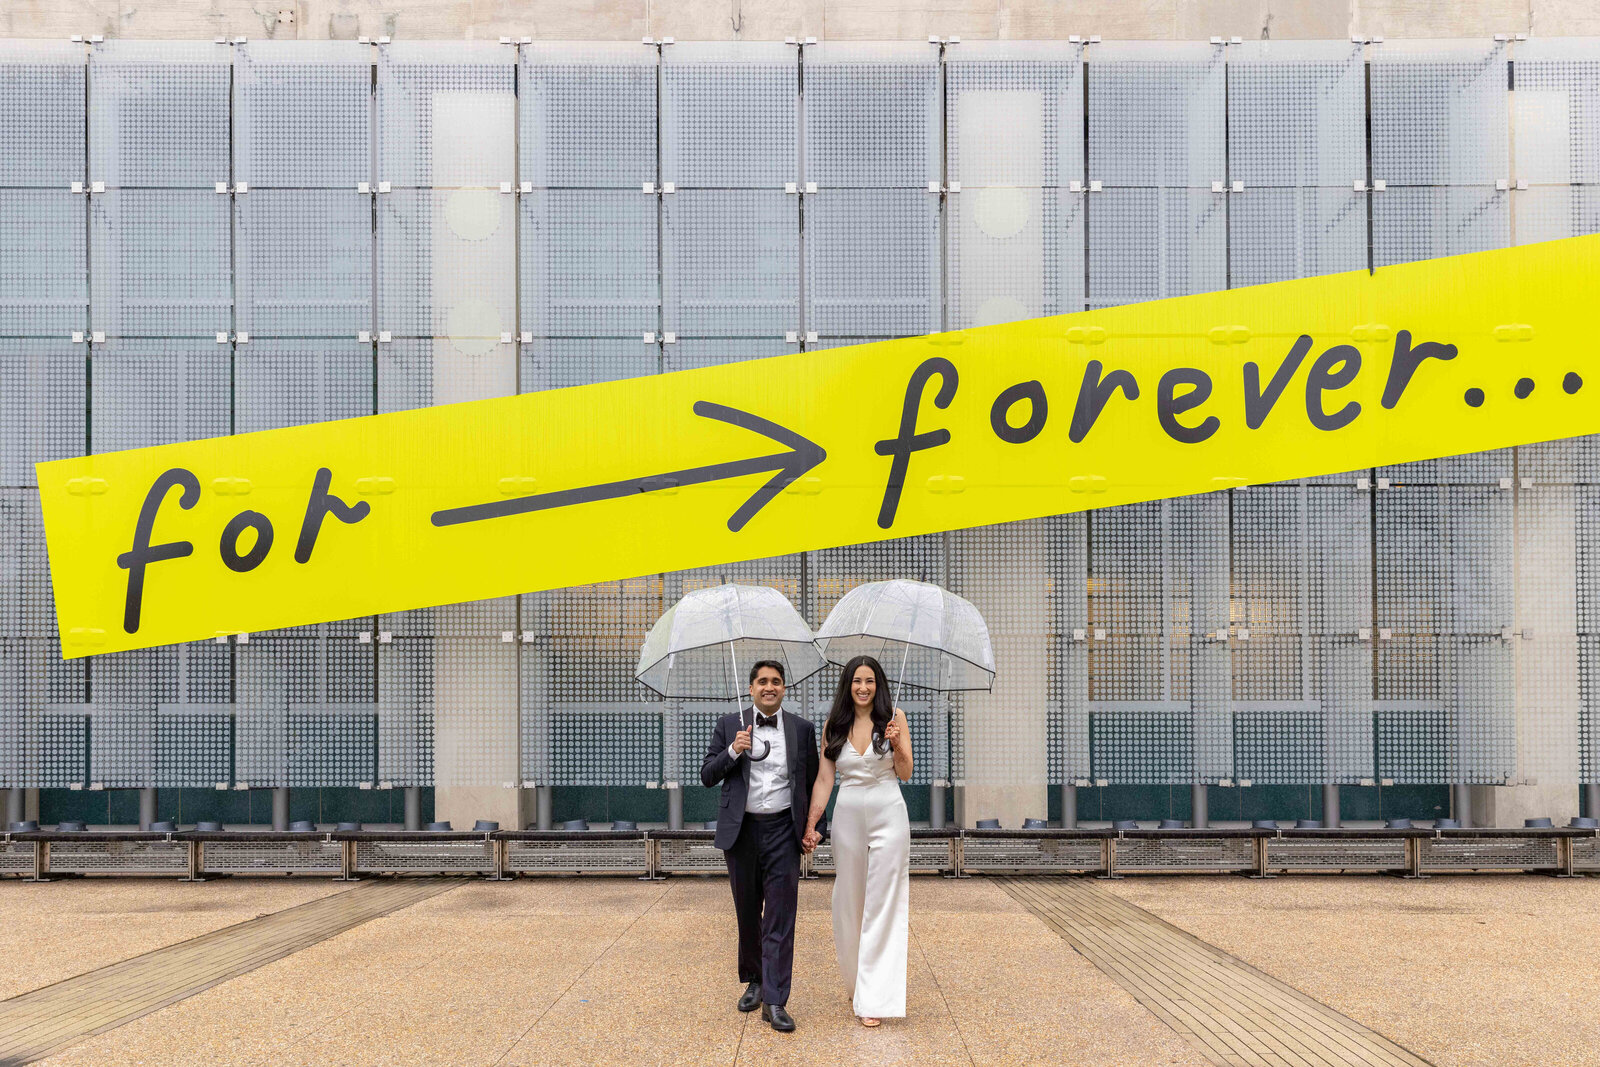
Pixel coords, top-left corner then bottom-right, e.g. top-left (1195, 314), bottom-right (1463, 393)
top-left (38, 236), bottom-right (1600, 657)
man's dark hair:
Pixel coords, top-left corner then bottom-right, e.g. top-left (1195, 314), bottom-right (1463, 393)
top-left (748, 659), bottom-right (786, 685)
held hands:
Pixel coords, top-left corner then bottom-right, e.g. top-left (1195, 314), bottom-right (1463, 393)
top-left (802, 828), bottom-right (821, 853)
top-left (732, 726), bottom-right (752, 756)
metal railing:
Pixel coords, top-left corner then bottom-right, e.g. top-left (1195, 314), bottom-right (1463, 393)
top-left (0, 826), bottom-right (1593, 881)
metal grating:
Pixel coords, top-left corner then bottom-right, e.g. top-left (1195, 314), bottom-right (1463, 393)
top-left (1264, 836), bottom-right (1408, 870)
top-left (503, 837), bottom-right (649, 873)
top-left (1114, 835), bottom-right (1254, 871)
top-left (199, 839), bottom-right (344, 874)
top-left (47, 839), bottom-right (190, 874)
top-left (354, 837), bottom-right (495, 873)
top-left (1418, 835), bottom-right (1560, 870)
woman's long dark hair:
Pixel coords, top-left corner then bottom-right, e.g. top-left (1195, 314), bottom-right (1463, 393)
top-left (822, 655), bottom-right (894, 761)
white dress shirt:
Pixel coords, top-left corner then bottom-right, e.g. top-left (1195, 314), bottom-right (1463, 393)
top-left (729, 706), bottom-right (791, 814)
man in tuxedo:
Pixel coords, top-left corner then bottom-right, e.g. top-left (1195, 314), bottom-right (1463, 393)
top-left (701, 659), bottom-right (821, 1033)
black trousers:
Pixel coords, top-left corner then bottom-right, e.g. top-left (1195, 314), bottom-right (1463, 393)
top-left (724, 809), bottom-right (801, 1007)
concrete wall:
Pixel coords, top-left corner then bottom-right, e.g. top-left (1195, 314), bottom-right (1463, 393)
top-left (3, 0), bottom-right (1594, 44)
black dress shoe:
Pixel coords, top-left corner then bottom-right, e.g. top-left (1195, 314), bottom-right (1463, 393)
top-left (737, 982), bottom-right (761, 1012)
top-left (762, 1003), bottom-right (796, 1032)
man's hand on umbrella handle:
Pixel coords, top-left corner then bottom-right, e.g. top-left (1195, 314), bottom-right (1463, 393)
top-left (732, 727), bottom-right (752, 756)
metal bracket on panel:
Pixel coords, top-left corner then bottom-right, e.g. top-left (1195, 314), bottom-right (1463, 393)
top-left (785, 331), bottom-right (799, 343)
top-left (215, 181), bottom-right (228, 194)
top-left (358, 631), bottom-right (372, 643)
top-left (92, 331), bottom-right (104, 343)
top-left (804, 331), bottom-right (817, 342)
top-left (1356, 476), bottom-right (1370, 489)
top-left (663, 332), bottom-right (677, 344)
top-left (358, 181), bottom-right (370, 194)
top-left (71, 332), bottom-right (84, 344)
top-left (91, 181), bottom-right (104, 194)
top-left (500, 631), bottom-right (515, 643)
top-left (1211, 180), bottom-right (1224, 193)
top-left (358, 330), bottom-right (371, 342)
top-left (1237, 628), bottom-right (1251, 641)
top-left (1377, 627), bottom-right (1392, 641)
top-left (1376, 477), bottom-right (1391, 489)
top-left (1218, 777), bottom-right (1233, 786)
top-left (643, 331), bottom-right (656, 343)
top-left (1093, 628), bottom-right (1106, 640)
top-left (1238, 778), bottom-right (1252, 787)
top-left (1498, 477), bottom-right (1514, 490)
top-left (1354, 180), bottom-right (1367, 192)
top-left (520, 331), bottom-right (533, 343)
top-left (237, 633), bottom-right (250, 644)
top-left (520, 181), bottom-right (532, 193)
top-left (499, 181), bottom-right (513, 194)
top-left (377, 35), bottom-right (391, 44)
top-left (358, 780), bottom-right (373, 790)
top-left (377, 181), bottom-right (391, 193)
top-left (642, 181), bottom-right (655, 193)
top-left (1520, 476), bottom-right (1533, 489)
top-left (1071, 628), bottom-right (1086, 642)
top-left (500, 332), bottom-right (513, 344)
top-left (519, 631), bottom-right (535, 643)
top-left (234, 782), bottom-right (250, 790)
top-left (662, 182), bottom-right (675, 193)
top-left (785, 182), bottom-right (798, 194)
top-left (1358, 627), bottom-right (1372, 641)
top-left (1069, 180), bottom-right (1083, 193)
top-left (1089, 180), bottom-right (1103, 192)
top-left (235, 332), bottom-right (249, 343)
top-left (378, 631), bottom-right (392, 644)
top-left (234, 182), bottom-right (248, 194)
top-left (1499, 627), bottom-right (1515, 642)
top-left (378, 330), bottom-right (392, 343)
top-left (1372, 179), bottom-right (1387, 192)
top-left (945, 181), bottom-right (960, 193)
top-left (1231, 180), bottom-right (1244, 192)
top-left (215, 782), bottom-right (230, 791)
top-left (215, 332), bottom-right (229, 343)
top-left (927, 181), bottom-right (940, 194)
top-left (805, 181), bottom-right (818, 194)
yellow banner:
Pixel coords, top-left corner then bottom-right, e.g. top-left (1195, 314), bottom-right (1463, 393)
top-left (39, 235), bottom-right (1600, 657)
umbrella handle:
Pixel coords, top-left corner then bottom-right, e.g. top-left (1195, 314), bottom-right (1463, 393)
top-left (744, 709), bottom-right (772, 762)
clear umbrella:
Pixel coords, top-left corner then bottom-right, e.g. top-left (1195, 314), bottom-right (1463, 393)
top-left (816, 579), bottom-right (995, 699)
top-left (636, 583), bottom-right (827, 761)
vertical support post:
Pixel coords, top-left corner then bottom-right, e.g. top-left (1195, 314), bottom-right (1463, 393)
top-left (1059, 783), bottom-right (1076, 829)
top-left (929, 783), bottom-right (946, 829)
top-left (271, 787), bottom-right (290, 831)
top-left (1453, 783), bottom-right (1473, 828)
top-left (1191, 783), bottom-right (1208, 829)
top-left (5, 788), bottom-right (22, 828)
top-left (404, 786), bottom-right (421, 831)
top-left (27, 840), bottom-right (48, 883)
top-left (667, 784), bottom-right (683, 830)
top-left (536, 785), bottom-right (553, 830)
top-left (339, 838), bottom-right (357, 881)
top-left (138, 788), bottom-right (157, 831)
top-left (1322, 783), bottom-right (1341, 827)
top-left (1585, 783), bottom-right (1599, 820)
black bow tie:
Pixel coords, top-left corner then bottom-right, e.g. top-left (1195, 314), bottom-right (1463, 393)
top-left (754, 712), bottom-right (779, 729)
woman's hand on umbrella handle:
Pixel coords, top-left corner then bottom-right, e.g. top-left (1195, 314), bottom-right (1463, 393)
top-left (732, 727), bottom-right (752, 755)
top-left (885, 713), bottom-right (903, 751)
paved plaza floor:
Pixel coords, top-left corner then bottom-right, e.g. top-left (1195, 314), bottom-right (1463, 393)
top-left (0, 871), bottom-right (1592, 1065)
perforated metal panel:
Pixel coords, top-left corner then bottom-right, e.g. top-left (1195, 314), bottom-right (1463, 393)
top-left (1089, 42), bottom-right (1225, 189)
top-left (89, 646), bottom-right (231, 787)
top-left (1088, 188), bottom-right (1226, 308)
top-left (1227, 41), bottom-right (1364, 187)
top-left (521, 42), bottom-right (657, 190)
top-left (235, 41), bottom-right (372, 189)
top-left (520, 190), bottom-right (659, 338)
top-left (803, 43), bottom-right (939, 189)
top-left (1373, 185), bottom-right (1508, 268)
top-left (235, 340), bottom-right (373, 433)
top-left (1371, 40), bottom-right (1508, 186)
top-left (663, 190), bottom-right (799, 337)
top-left (376, 42), bottom-right (514, 189)
top-left (236, 624), bottom-right (376, 788)
top-left (89, 192), bottom-right (231, 337)
top-left (503, 836), bottom-right (650, 873)
top-left (89, 339), bottom-right (228, 453)
top-left (662, 42), bottom-right (797, 189)
top-left (236, 190), bottom-right (373, 337)
top-left (0, 340), bottom-right (84, 487)
top-left (1418, 834), bottom-right (1559, 870)
top-left (662, 337), bottom-right (796, 373)
top-left (200, 839), bottom-right (344, 874)
top-left (520, 337), bottom-right (658, 392)
top-left (1114, 835), bottom-right (1254, 871)
top-left (1512, 39), bottom-right (1600, 186)
top-left (1374, 453), bottom-right (1515, 784)
top-left (1088, 497), bottom-right (1230, 784)
top-left (377, 188), bottom-right (516, 341)
top-left (88, 40), bottom-right (231, 189)
top-left (0, 191), bottom-right (87, 336)
top-left (0, 41), bottom-right (86, 187)
top-left (803, 189), bottom-right (938, 337)
top-left (1229, 187), bottom-right (1365, 287)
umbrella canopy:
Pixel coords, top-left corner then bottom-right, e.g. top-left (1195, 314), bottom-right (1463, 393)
top-left (635, 583), bottom-right (828, 700)
top-left (816, 579), bottom-right (995, 693)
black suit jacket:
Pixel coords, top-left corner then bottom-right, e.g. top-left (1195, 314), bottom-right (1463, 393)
top-left (701, 707), bottom-right (821, 852)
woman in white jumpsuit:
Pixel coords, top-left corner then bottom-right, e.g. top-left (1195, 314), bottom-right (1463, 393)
top-left (803, 655), bottom-right (913, 1027)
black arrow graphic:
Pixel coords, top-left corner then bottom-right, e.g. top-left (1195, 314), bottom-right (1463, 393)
top-left (430, 401), bottom-right (827, 534)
